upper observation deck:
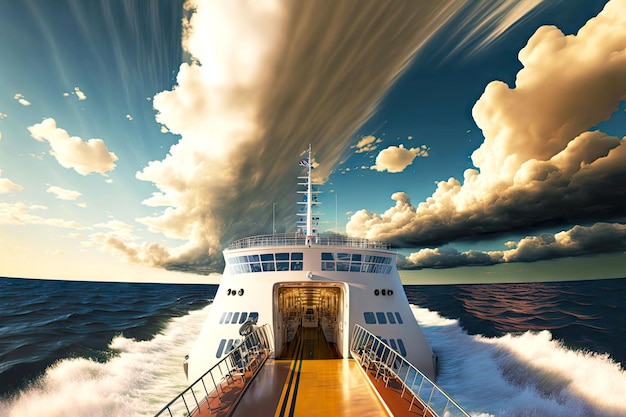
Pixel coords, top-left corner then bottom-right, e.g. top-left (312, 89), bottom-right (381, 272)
top-left (226, 233), bottom-right (391, 251)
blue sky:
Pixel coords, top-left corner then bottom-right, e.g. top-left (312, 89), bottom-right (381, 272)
top-left (1, 0), bottom-right (625, 283)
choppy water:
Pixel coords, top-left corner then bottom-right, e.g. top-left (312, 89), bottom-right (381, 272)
top-left (1, 276), bottom-right (625, 417)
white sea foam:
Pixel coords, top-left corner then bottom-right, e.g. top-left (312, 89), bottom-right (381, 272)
top-left (411, 305), bottom-right (626, 417)
top-left (2, 303), bottom-right (624, 417)
top-left (0, 305), bottom-right (211, 417)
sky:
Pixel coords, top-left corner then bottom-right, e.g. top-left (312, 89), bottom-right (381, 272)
top-left (1, 0), bottom-right (625, 284)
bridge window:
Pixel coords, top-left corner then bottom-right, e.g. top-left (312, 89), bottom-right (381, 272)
top-left (320, 252), bottom-right (393, 274)
top-left (225, 252), bottom-right (305, 274)
top-left (363, 312), bottom-right (376, 324)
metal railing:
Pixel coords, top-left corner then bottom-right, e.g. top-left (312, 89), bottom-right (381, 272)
top-left (350, 325), bottom-right (470, 417)
top-left (154, 324), bottom-right (274, 417)
top-left (227, 233), bottom-right (391, 251)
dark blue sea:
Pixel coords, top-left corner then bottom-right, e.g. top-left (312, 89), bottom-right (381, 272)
top-left (1, 276), bottom-right (625, 417)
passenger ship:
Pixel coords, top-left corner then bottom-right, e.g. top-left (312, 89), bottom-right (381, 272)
top-left (156, 146), bottom-right (470, 417)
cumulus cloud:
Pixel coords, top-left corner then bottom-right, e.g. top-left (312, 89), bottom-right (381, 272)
top-left (354, 135), bottom-right (381, 154)
top-left (46, 185), bottom-right (81, 200)
top-left (14, 93), bottom-right (31, 106)
top-left (74, 87), bottom-right (86, 100)
top-left (348, 0), bottom-right (626, 250)
top-left (63, 87), bottom-right (87, 100)
top-left (28, 118), bottom-right (118, 176)
top-left (370, 144), bottom-right (429, 173)
top-left (400, 222), bottom-right (626, 269)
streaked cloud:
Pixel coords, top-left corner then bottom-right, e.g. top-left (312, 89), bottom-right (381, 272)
top-left (370, 144), bottom-right (429, 173)
top-left (27, 118), bottom-right (118, 176)
top-left (347, 0), bottom-right (626, 250)
top-left (46, 185), bottom-right (82, 200)
top-left (436, 0), bottom-right (548, 62)
top-left (54, 0), bottom-right (568, 275)
top-left (132, 0), bottom-right (475, 274)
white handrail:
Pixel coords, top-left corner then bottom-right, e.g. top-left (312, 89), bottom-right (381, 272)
top-left (154, 324), bottom-right (274, 417)
top-left (350, 324), bottom-right (470, 417)
top-left (227, 233), bottom-right (391, 250)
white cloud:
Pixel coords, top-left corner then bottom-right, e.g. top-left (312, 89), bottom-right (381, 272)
top-left (14, 93), bottom-right (31, 106)
top-left (74, 87), bottom-right (87, 100)
top-left (94, 219), bottom-right (134, 233)
top-left (132, 0), bottom-right (475, 274)
top-left (124, 1), bottom-right (551, 275)
top-left (0, 201), bottom-right (85, 229)
top-left (354, 135), bottom-right (381, 153)
top-left (0, 177), bottom-right (23, 194)
top-left (126, 114), bottom-right (133, 121)
top-left (46, 185), bottom-right (82, 200)
top-left (370, 144), bottom-right (429, 173)
top-left (28, 118), bottom-right (118, 176)
top-left (347, 0), bottom-right (626, 249)
top-left (0, 169), bottom-right (23, 194)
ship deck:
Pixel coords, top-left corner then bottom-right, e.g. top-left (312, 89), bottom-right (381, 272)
top-left (191, 326), bottom-right (433, 417)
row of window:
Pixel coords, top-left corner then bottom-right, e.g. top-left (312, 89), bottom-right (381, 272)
top-left (363, 311), bottom-right (404, 325)
top-left (225, 252), bottom-right (304, 274)
top-left (224, 251), bottom-right (394, 275)
top-left (321, 252), bottom-right (393, 274)
top-left (219, 311), bottom-right (259, 325)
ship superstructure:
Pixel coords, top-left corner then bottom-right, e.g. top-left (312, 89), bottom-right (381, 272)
top-left (186, 145), bottom-right (436, 383)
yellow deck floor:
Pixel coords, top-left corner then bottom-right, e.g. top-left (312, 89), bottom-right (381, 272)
top-left (229, 326), bottom-right (389, 417)
top-left (285, 358), bottom-right (389, 417)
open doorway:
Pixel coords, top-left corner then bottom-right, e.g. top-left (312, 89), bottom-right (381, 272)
top-left (274, 283), bottom-right (346, 359)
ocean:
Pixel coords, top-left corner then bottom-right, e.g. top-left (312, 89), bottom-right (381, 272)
top-left (0, 276), bottom-right (625, 417)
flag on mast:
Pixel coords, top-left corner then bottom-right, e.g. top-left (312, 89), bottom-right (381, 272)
top-left (299, 159), bottom-right (312, 168)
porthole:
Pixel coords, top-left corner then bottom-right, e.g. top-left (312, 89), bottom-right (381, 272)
top-left (238, 289), bottom-right (244, 296)
top-left (374, 289), bottom-right (380, 296)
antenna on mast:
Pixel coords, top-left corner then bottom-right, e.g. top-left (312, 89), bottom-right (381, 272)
top-left (306, 144), bottom-right (313, 241)
top-left (296, 144), bottom-right (321, 244)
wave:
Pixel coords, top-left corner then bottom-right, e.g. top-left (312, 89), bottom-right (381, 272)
top-left (412, 306), bottom-right (626, 417)
top-left (0, 305), bottom-right (210, 417)
top-left (2, 301), bottom-right (624, 417)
